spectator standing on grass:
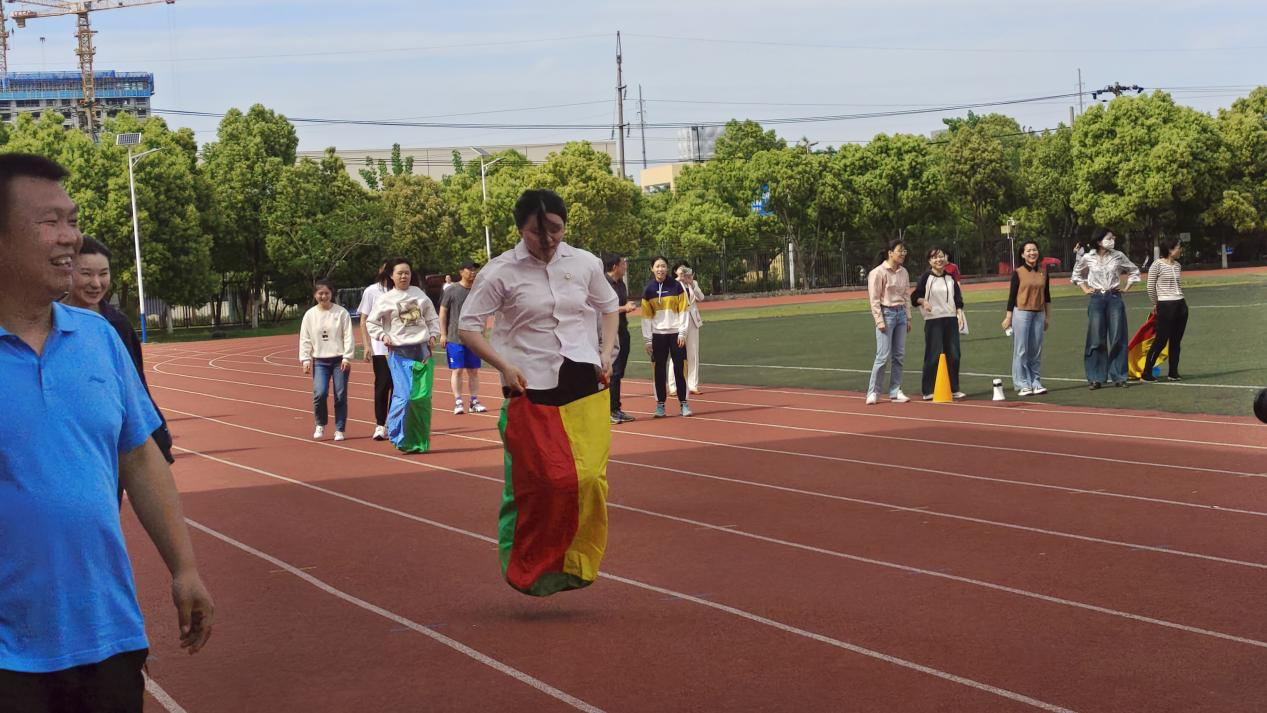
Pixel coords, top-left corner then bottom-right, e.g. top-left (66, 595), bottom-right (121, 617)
top-left (63, 235), bottom-right (175, 466)
top-left (299, 279), bottom-right (354, 441)
top-left (1142, 235), bottom-right (1189, 382)
top-left (439, 259), bottom-right (488, 415)
top-left (1071, 227), bottom-right (1140, 390)
top-left (1002, 240), bottom-right (1052, 397)
top-left (357, 259), bottom-right (395, 441)
top-left (366, 258), bottom-right (441, 453)
top-left (0, 153), bottom-right (213, 713)
top-left (668, 261), bottom-right (705, 397)
top-left (640, 256), bottom-right (692, 418)
top-left (603, 252), bottom-right (640, 424)
top-left (865, 239), bottom-right (913, 405)
top-left (911, 246), bottom-right (966, 401)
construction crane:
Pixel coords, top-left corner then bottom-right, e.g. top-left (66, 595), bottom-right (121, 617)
top-left (6, 1), bottom-right (175, 134)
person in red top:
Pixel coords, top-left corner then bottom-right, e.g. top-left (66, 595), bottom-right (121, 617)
top-left (943, 261), bottom-right (961, 282)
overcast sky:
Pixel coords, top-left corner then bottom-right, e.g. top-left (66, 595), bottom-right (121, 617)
top-left (6, 0), bottom-right (1264, 172)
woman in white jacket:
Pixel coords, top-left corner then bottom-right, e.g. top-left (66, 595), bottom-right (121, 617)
top-left (667, 261), bottom-right (704, 396)
top-left (299, 279), bottom-right (355, 441)
top-left (365, 258), bottom-right (441, 452)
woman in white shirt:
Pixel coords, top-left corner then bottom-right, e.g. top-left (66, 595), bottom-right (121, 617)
top-left (299, 279), bottom-right (355, 441)
top-left (1071, 227), bottom-right (1140, 389)
top-left (910, 247), bottom-right (966, 400)
top-left (1142, 235), bottom-right (1188, 381)
top-left (365, 258), bottom-right (441, 453)
top-left (667, 261), bottom-right (705, 397)
top-left (357, 260), bottom-right (394, 441)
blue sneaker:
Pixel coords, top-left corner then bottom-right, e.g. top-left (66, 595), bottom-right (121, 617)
top-left (654, 402), bottom-right (667, 418)
top-left (680, 403), bottom-right (693, 417)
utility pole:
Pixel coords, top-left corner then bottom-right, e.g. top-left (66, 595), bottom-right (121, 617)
top-left (1091, 82), bottom-right (1145, 102)
top-left (1077, 68), bottom-right (1084, 114)
top-left (615, 31), bottom-right (627, 180)
top-left (638, 84), bottom-right (648, 170)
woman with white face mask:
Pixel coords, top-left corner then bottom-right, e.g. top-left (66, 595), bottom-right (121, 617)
top-left (1071, 228), bottom-right (1141, 389)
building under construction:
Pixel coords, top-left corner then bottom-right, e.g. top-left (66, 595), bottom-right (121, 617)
top-left (0, 70), bottom-right (153, 127)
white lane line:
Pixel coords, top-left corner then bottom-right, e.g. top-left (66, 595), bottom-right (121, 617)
top-left (154, 356), bottom-right (1267, 479)
top-left (152, 394), bottom-right (1267, 572)
top-left (178, 446), bottom-right (1267, 654)
top-left (144, 674), bottom-right (189, 713)
top-left (173, 447), bottom-right (1076, 713)
top-left (183, 517), bottom-right (606, 713)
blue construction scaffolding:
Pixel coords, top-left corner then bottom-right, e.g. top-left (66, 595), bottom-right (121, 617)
top-left (0, 70), bottom-right (153, 100)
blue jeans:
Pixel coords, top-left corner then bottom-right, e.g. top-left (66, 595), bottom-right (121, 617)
top-left (1085, 292), bottom-right (1128, 384)
top-left (1010, 309), bottom-right (1044, 390)
top-left (312, 357), bottom-right (348, 431)
top-left (868, 307), bottom-right (907, 396)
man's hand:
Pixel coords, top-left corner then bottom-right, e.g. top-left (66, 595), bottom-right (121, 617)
top-left (172, 570), bottom-right (214, 655)
top-left (439, 334), bottom-right (448, 347)
top-left (302, 360), bottom-right (312, 375)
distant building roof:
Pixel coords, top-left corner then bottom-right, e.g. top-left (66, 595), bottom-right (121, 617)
top-left (0, 71), bottom-right (154, 101)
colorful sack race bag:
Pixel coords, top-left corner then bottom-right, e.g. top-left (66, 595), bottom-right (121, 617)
top-left (497, 389), bottom-right (610, 596)
top-left (386, 350), bottom-right (433, 453)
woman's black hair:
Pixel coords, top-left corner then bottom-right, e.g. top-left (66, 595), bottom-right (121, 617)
top-left (1158, 235), bottom-right (1182, 255)
top-left (79, 235), bottom-right (113, 262)
top-left (1017, 240), bottom-right (1041, 264)
top-left (377, 257), bottom-right (404, 286)
top-left (926, 246), bottom-right (947, 261)
top-left (1090, 227), bottom-right (1113, 249)
top-left (886, 238), bottom-right (907, 254)
top-left (513, 189), bottom-right (568, 229)
top-left (382, 257), bottom-right (413, 286)
top-left (313, 278), bottom-right (335, 294)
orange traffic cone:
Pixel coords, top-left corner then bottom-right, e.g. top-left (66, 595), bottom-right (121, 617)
top-left (933, 353), bottom-right (953, 403)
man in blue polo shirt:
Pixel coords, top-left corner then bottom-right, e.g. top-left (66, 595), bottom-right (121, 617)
top-left (0, 154), bottom-right (214, 712)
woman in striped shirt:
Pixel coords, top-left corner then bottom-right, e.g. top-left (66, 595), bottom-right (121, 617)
top-left (1142, 235), bottom-right (1188, 381)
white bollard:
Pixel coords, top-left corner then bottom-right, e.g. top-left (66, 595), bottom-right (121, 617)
top-left (992, 378), bottom-right (1006, 401)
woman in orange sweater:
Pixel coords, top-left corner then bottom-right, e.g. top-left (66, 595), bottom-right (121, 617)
top-left (1001, 241), bottom-right (1052, 396)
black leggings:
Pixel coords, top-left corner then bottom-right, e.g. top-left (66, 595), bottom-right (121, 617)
top-left (372, 355), bottom-right (392, 426)
top-left (651, 332), bottom-right (687, 404)
top-left (1144, 299), bottom-right (1188, 378)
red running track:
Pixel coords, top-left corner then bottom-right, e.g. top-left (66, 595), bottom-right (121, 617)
top-left (126, 335), bottom-right (1267, 713)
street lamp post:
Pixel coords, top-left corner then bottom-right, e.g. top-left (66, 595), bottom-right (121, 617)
top-left (117, 132), bottom-right (161, 342)
top-left (470, 147), bottom-right (503, 262)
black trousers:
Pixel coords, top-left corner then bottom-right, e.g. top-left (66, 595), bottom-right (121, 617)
top-left (651, 332), bottom-right (687, 404)
top-left (372, 355), bottom-right (392, 426)
top-left (512, 358), bottom-right (602, 407)
top-left (0, 649), bottom-right (147, 713)
top-left (610, 328), bottom-right (631, 413)
top-left (921, 316), bottom-right (961, 396)
top-left (1144, 299), bottom-right (1188, 378)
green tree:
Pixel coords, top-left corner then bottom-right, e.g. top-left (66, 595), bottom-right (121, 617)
top-left (713, 119), bottom-right (786, 161)
top-left (942, 123), bottom-right (1018, 273)
top-left (849, 133), bottom-right (946, 245)
top-left (1211, 87), bottom-right (1267, 235)
top-left (444, 149), bottom-right (534, 263)
top-left (382, 173), bottom-right (463, 274)
top-left (1072, 92), bottom-right (1227, 249)
top-left (266, 148), bottom-right (382, 305)
top-left (202, 104), bottom-right (299, 328)
top-left (360, 143), bottom-right (415, 190)
top-left (1019, 126), bottom-right (1079, 260)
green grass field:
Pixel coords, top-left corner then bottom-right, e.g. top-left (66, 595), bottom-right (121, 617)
top-left (629, 273), bottom-right (1267, 417)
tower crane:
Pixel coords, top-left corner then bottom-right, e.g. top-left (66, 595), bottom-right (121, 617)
top-left (5, 1), bottom-right (175, 134)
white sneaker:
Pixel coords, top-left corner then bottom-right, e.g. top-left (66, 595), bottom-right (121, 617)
top-left (865, 392), bottom-right (878, 405)
top-left (312, 426), bottom-right (325, 439)
top-left (454, 401), bottom-right (465, 415)
top-left (890, 391), bottom-right (910, 403)
top-left (470, 400), bottom-right (488, 413)
top-left (1033, 384), bottom-right (1048, 395)
top-left (333, 431), bottom-right (346, 442)
top-left (952, 392), bottom-right (967, 400)
top-left (372, 425), bottom-right (387, 441)
top-left (921, 394), bottom-right (934, 401)
top-left (1017, 387), bottom-right (1033, 397)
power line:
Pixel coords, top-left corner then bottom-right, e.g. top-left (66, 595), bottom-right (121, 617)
top-left (154, 90), bottom-right (1086, 131)
top-left (625, 32), bottom-right (1267, 55)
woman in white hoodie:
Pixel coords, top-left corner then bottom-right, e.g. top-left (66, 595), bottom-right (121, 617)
top-left (365, 258), bottom-right (441, 452)
top-left (299, 279), bottom-right (355, 441)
